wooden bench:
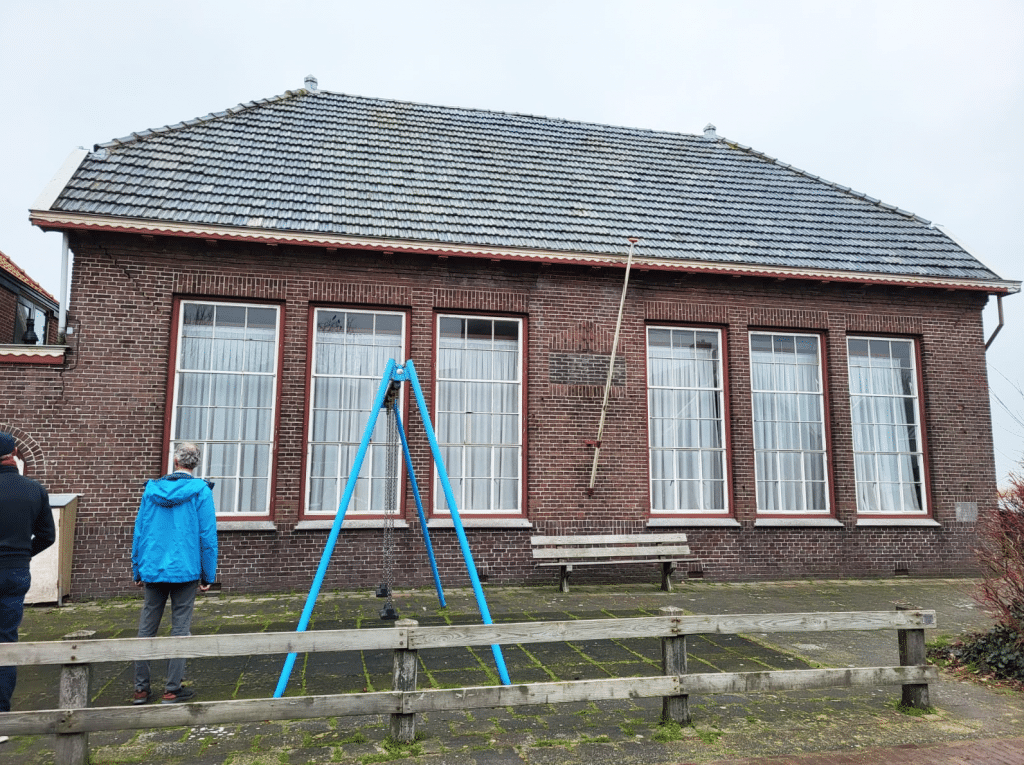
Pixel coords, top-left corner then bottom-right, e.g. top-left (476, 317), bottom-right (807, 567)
top-left (531, 533), bottom-right (696, 592)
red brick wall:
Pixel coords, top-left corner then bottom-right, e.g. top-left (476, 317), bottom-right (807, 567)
top-left (0, 230), bottom-right (997, 597)
top-left (0, 285), bottom-right (15, 343)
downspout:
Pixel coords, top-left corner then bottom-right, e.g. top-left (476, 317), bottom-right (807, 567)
top-left (587, 237), bottom-right (638, 495)
top-left (58, 232), bottom-right (70, 339)
top-left (984, 293), bottom-right (1005, 351)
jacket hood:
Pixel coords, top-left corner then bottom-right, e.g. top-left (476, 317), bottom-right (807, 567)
top-left (147, 474), bottom-right (209, 508)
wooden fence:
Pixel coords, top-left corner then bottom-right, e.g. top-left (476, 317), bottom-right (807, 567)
top-left (0, 607), bottom-right (937, 765)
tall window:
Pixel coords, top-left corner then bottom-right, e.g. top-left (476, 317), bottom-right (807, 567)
top-left (848, 337), bottom-right (926, 514)
top-left (750, 332), bottom-right (828, 513)
top-left (307, 309), bottom-right (405, 516)
top-left (435, 315), bottom-right (522, 515)
top-left (171, 301), bottom-right (279, 516)
top-left (647, 327), bottom-right (726, 514)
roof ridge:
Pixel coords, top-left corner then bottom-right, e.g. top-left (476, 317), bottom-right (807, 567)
top-left (717, 134), bottom-right (932, 226)
top-left (316, 88), bottom-right (710, 142)
top-left (93, 87), bottom-right (313, 152)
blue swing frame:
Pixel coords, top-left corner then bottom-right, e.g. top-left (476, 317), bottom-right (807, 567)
top-left (274, 358), bottom-right (511, 697)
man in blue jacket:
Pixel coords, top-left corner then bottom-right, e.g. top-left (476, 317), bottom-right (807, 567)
top-left (0, 432), bottom-right (55, 725)
top-left (132, 441), bottom-right (218, 704)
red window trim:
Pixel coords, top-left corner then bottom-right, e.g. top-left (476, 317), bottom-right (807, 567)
top-left (298, 304), bottom-right (412, 522)
top-left (846, 333), bottom-right (933, 520)
top-left (644, 321), bottom-right (735, 520)
top-left (747, 328), bottom-right (838, 520)
top-left (165, 296), bottom-right (285, 522)
top-left (429, 309), bottom-right (529, 520)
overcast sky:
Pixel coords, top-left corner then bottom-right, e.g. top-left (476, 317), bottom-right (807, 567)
top-left (2, 0), bottom-right (1022, 483)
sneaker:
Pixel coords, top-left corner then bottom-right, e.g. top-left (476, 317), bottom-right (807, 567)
top-left (132, 690), bottom-right (151, 705)
top-left (161, 687), bottom-right (195, 704)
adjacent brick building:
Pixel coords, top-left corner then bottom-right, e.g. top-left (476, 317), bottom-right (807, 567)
top-left (0, 248), bottom-right (58, 350)
top-left (11, 78), bottom-right (1018, 598)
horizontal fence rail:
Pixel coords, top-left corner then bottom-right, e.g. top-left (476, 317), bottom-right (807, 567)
top-left (0, 609), bottom-right (938, 765)
top-left (0, 610), bottom-right (936, 665)
top-left (0, 666), bottom-right (937, 736)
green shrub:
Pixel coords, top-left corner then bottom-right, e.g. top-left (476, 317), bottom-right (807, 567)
top-left (931, 623), bottom-right (1024, 687)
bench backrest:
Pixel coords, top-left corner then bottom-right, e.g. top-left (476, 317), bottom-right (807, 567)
top-left (531, 533), bottom-right (690, 560)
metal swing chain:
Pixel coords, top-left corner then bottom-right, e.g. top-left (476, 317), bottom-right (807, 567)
top-left (381, 392), bottom-right (400, 615)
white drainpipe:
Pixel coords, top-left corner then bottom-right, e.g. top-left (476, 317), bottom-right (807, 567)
top-left (58, 232), bottom-right (70, 338)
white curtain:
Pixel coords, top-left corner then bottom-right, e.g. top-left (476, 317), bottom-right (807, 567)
top-left (750, 333), bottom-right (827, 513)
top-left (435, 317), bottom-right (521, 514)
top-left (307, 310), bottom-right (404, 515)
top-left (174, 303), bottom-right (278, 515)
top-left (848, 338), bottom-right (923, 513)
top-left (648, 328), bottom-right (725, 513)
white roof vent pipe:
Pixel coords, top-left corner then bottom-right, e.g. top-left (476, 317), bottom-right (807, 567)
top-left (304, 75), bottom-right (318, 91)
top-left (703, 123), bottom-right (717, 140)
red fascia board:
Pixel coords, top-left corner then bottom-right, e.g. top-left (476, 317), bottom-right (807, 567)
top-left (31, 216), bottom-right (1015, 296)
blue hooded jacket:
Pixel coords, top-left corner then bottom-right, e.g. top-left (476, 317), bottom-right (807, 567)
top-left (132, 472), bottom-right (218, 585)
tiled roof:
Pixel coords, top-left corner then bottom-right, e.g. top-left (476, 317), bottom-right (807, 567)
top-left (0, 249), bottom-right (56, 303)
top-left (48, 87), bottom-right (1001, 282)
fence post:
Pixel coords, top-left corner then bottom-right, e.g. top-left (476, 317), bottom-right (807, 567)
top-left (56, 629), bottom-right (96, 765)
top-left (391, 618), bottom-right (419, 743)
top-left (659, 606), bottom-right (689, 724)
top-left (895, 604), bottom-right (929, 709)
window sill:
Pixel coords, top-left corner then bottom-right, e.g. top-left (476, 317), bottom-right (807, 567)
top-left (754, 518), bottom-right (844, 528)
top-left (427, 518), bottom-right (533, 529)
top-left (295, 519), bottom-right (411, 531)
top-left (648, 517), bottom-right (741, 528)
top-left (856, 517), bottom-right (941, 527)
top-left (217, 521), bottom-right (277, 532)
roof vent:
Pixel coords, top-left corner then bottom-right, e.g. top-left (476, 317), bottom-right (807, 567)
top-left (703, 123), bottom-right (717, 140)
top-left (304, 75), bottom-right (318, 92)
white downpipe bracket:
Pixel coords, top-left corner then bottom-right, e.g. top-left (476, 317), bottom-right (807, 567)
top-left (587, 238), bottom-right (639, 494)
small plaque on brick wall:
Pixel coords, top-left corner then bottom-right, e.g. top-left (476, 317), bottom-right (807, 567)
top-left (954, 502), bottom-right (978, 522)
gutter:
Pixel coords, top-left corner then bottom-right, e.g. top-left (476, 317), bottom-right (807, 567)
top-left (28, 211), bottom-right (1022, 297)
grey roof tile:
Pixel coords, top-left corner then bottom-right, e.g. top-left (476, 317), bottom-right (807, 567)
top-left (48, 88), bottom-right (1003, 281)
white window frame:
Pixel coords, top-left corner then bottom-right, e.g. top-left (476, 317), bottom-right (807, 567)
top-left (434, 314), bottom-right (524, 516)
top-left (847, 336), bottom-right (927, 515)
top-left (646, 326), bottom-right (728, 515)
top-left (750, 331), bottom-right (830, 515)
top-left (305, 308), bottom-right (407, 517)
top-left (169, 300), bottom-right (280, 517)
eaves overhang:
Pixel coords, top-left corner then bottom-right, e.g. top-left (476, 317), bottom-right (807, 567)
top-left (29, 210), bottom-right (1021, 296)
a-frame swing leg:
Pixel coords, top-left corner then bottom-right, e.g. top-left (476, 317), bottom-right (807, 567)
top-left (273, 359), bottom-right (399, 699)
top-left (275, 359), bottom-right (511, 698)
top-left (403, 360), bottom-right (512, 686)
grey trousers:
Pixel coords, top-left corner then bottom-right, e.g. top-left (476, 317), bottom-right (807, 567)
top-left (134, 581), bottom-right (198, 694)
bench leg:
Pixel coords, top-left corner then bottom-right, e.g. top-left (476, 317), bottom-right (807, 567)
top-left (661, 561), bottom-right (676, 592)
top-left (559, 565), bottom-right (571, 593)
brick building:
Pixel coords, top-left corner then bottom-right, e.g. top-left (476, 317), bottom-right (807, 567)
top-left (0, 248), bottom-right (58, 351)
top-left (13, 78), bottom-right (1019, 598)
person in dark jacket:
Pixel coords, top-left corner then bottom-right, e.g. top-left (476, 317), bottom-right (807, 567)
top-left (131, 441), bottom-right (217, 705)
top-left (0, 432), bottom-right (56, 722)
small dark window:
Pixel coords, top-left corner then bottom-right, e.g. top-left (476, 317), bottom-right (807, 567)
top-left (14, 300), bottom-right (47, 345)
